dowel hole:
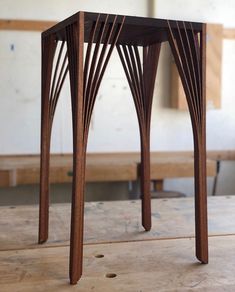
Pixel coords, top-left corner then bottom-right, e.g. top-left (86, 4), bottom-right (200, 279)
top-left (105, 273), bottom-right (117, 278)
top-left (95, 254), bottom-right (104, 258)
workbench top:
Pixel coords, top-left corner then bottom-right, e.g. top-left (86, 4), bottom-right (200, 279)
top-left (1, 196), bottom-right (235, 291)
top-left (0, 152), bottom-right (217, 186)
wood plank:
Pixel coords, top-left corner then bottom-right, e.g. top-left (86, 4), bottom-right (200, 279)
top-left (206, 23), bottom-right (223, 109)
top-left (170, 57), bottom-right (188, 109)
top-left (13, 163), bottom-right (137, 186)
top-left (206, 150), bottom-right (235, 160)
top-left (1, 196), bottom-right (235, 251)
top-left (0, 152), bottom-right (218, 186)
top-left (1, 150), bottom-right (235, 161)
top-left (0, 154), bottom-right (137, 186)
top-left (0, 19), bottom-right (57, 31)
top-left (1, 235), bottom-right (235, 291)
top-left (150, 157), bottom-right (216, 178)
top-left (170, 23), bottom-right (223, 110)
top-left (0, 170), bottom-right (11, 187)
top-left (223, 27), bottom-right (235, 39)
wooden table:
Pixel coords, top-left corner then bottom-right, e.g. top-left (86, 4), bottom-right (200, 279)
top-left (1, 196), bottom-right (235, 291)
top-left (38, 11), bottom-right (210, 284)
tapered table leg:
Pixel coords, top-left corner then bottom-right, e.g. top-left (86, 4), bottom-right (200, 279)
top-left (140, 140), bottom-right (151, 230)
top-left (66, 13), bottom-right (85, 285)
top-left (194, 139), bottom-right (208, 263)
top-left (167, 20), bottom-right (208, 263)
top-left (39, 35), bottom-right (56, 244)
top-left (194, 24), bottom-right (208, 263)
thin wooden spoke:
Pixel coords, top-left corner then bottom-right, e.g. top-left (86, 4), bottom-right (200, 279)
top-left (117, 42), bottom-right (161, 231)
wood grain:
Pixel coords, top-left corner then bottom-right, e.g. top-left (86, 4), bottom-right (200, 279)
top-left (223, 27), bottom-right (235, 39)
top-left (0, 19), bottom-right (57, 31)
top-left (0, 153), bottom-right (216, 187)
top-left (1, 235), bottom-right (235, 291)
top-left (1, 196), bottom-right (235, 251)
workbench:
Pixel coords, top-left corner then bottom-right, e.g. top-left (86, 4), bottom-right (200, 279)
top-left (1, 196), bottom-right (235, 291)
top-left (0, 151), bottom-right (219, 187)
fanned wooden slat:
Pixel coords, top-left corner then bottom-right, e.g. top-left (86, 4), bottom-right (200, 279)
top-left (83, 16), bottom-right (126, 146)
top-left (182, 24), bottom-right (200, 106)
top-left (174, 22), bottom-right (199, 125)
top-left (167, 20), bottom-right (198, 131)
top-left (84, 16), bottom-right (109, 118)
top-left (188, 25), bottom-right (202, 119)
top-left (122, 45), bottom-right (144, 121)
top-left (49, 41), bottom-right (63, 104)
top-left (50, 52), bottom-right (68, 118)
top-left (83, 16), bottom-right (101, 97)
top-left (117, 41), bottom-right (161, 232)
top-left (144, 44), bottom-right (161, 131)
top-left (85, 16), bottom-right (117, 136)
top-left (128, 45), bottom-right (143, 108)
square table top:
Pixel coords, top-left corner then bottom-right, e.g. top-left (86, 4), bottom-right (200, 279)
top-left (42, 11), bottom-right (204, 46)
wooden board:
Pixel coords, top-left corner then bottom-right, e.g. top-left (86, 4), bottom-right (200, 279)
top-left (223, 27), bottom-right (235, 39)
top-left (0, 152), bottom-right (217, 187)
top-left (150, 156), bottom-right (216, 178)
top-left (170, 23), bottom-right (223, 110)
top-left (0, 154), bottom-right (137, 186)
top-left (0, 19), bottom-right (57, 31)
top-left (1, 196), bottom-right (235, 291)
top-left (1, 196), bottom-right (235, 251)
top-left (1, 235), bottom-right (235, 291)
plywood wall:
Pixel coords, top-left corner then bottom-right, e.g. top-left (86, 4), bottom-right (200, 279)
top-left (170, 23), bottom-right (223, 110)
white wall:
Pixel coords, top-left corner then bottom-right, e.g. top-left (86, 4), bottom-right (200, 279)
top-left (0, 0), bottom-right (148, 154)
top-left (1, 0), bottom-right (235, 195)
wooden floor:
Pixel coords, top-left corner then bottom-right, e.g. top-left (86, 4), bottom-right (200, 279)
top-left (1, 196), bottom-right (235, 291)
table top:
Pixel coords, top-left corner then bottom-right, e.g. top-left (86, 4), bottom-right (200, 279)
top-left (43, 11), bottom-right (204, 46)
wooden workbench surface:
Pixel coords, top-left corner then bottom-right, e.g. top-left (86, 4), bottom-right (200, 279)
top-left (1, 196), bottom-right (235, 251)
top-left (1, 196), bottom-right (235, 291)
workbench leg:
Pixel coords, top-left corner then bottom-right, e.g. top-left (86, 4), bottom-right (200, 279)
top-left (117, 43), bottom-right (161, 231)
top-left (39, 34), bottom-right (57, 244)
top-left (167, 21), bottom-right (208, 263)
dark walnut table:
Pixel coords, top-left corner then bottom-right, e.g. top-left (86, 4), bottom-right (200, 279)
top-left (39, 11), bottom-right (208, 284)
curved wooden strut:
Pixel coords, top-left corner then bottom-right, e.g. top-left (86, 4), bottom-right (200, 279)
top-left (39, 12), bottom-right (126, 284)
top-left (167, 20), bottom-right (208, 264)
top-left (39, 36), bottom-right (68, 245)
top-left (117, 43), bottom-right (161, 231)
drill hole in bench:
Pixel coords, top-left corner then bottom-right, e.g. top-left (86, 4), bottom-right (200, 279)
top-left (105, 273), bottom-right (117, 278)
top-left (95, 254), bottom-right (104, 258)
